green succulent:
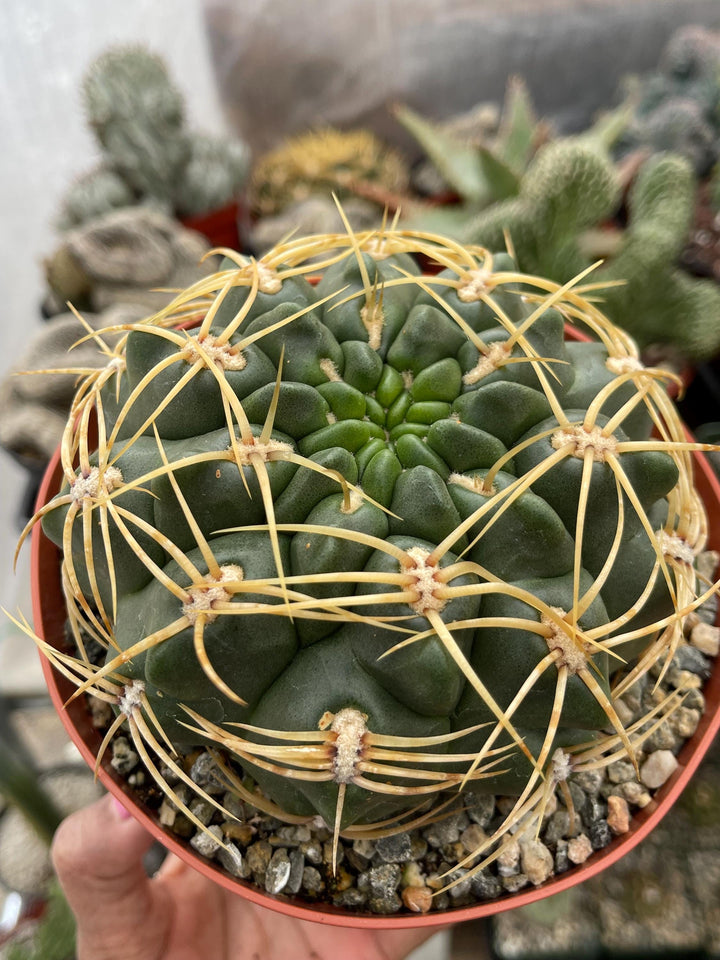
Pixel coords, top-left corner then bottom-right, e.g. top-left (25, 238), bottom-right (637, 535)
top-left (28, 226), bottom-right (712, 884)
top-left (58, 45), bottom-right (250, 228)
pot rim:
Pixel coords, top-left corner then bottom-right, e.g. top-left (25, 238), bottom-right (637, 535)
top-left (29, 429), bottom-right (720, 930)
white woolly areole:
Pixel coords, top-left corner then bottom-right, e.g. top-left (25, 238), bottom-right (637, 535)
top-left (449, 472), bottom-right (496, 497)
top-left (340, 489), bottom-right (364, 515)
top-left (364, 237), bottom-right (392, 260)
top-left (401, 370), bottom-right (414, 391)
top-left (71, 465), bottom-right (123, 501)
top-left (329, 708), bottom-right (368, 783)
top-left (254, 262), bottom-right (283, 294)
top-left (405, 546), bottom-right (447, 616)
top-left (550, 748), bottom-right (573, 783)
top-left (360, 302), bottom-right (384, 351)
top-left (319, 357), bottom-right (342, 382)
top-left (463, 342), bottom-right (509, 386)
top-left (182, 564), bottom-right (244, 624)
top-left (658, 530), bottom-right (695, 565)
top-left (551, 425), bottom-right (618, 462)
top-left (457, 268), bottom-right (494, 302)
top-left (606, 355), bottom-right (644, 375)
top-left (184, 334), bottom-right (247, 370)
top-left (118, 680), bottom-right (146, 717)
top-left (542, 606), bottom-right (590, 674)
top-left (235, 437), bottom-right (293, 466)
top-left (106, 356), bottom-right (125, 372)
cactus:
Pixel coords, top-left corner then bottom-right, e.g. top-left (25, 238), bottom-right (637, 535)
top-left (461, 140), bottom-right (621, 281)
top-left (617, 25), bottom-right (720, 177)
top-left (598, 153), bottom-right (720, 361)
top-left (464, 145), bottom-right (720, 363)
top-left (248, 127), bottom-right (410, 217)
top-left (19, 224), bottom-right (717, 890)
top-left (58, 45), bottom-right (250, 228)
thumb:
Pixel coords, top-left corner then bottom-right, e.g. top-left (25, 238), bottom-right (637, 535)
top-left (52, 792), bottom-right (169, 960)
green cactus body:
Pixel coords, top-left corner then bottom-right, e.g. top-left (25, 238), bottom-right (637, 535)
top-left (35, 228), bottom-right (710, 866)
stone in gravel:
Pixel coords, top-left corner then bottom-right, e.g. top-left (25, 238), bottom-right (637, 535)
top-left (367, 863), bottom-right (402, 897)
top-left (465, 792), bottom-right (496, 827)
top-left (681, 687), bottom-right (705, 713)
top-left (502, 873), bottom-right (530, 893)
top-left (614, 698), bottom-right (635, 726)
top-left (607, 759), bottom-right (636, 784)
top-left (189, 752), bottom-right (226, 794)
top-left (433, 892), bottom-right (450, 911)
top-left (111, 736), bottom-right (139, 774)
top-left (410, 835), bottom-right (428, 860)
top-left (673, 644), bottom-right (711, 676)
top-left (189, 799), bottom-right (215, 826)
top-left (641, 749), bottom-right (679, 789)
top-left (690, 621), bottom-right (720, 656)
top-left (667, 668), bottom-right (702, 690)
top-left (278, 824), bottom-right (311, 844)
top-left (567, 834), bottom-right (593, 865)
top-left (190, 824), bottom-right (223, 858)
top-left (159, 798), bottom-right (178, 828)
top-left (606, 795), bottom-right (630, 835)
top-left (471, 869), bottom-right (503, 900)
top-left (544, 809), bottom-right (573, 844)
top-left (401, 861), bottom-right (425, 888)
top-left (345, 847), bottom-right (371, 872)
top-left (424, 814), bottom-right (463, 848)
top-left (497, 837), bottom-right (521, 877)
top-left (352, 837), bottom-right (376, 859)
top-left (583, 794), bottom-right (606, 825)
top-left (555, 839), bottom-right (570, 874)
top-left (333, 888), bottom-right (368, 909)
top-left (302, 866), bottom-right (325, 895)
top-left (671, 706), bottom-right (701, 738)
top-left (566, 782), bottom-right (586, 813)
top-left (402, 885), bottom-right (433, 913)
top-left (246, 840), bottom-right (272, 878)
top-left (460, 823), bottom-right (488, 854)
top-left (618, 780), bottom-right (652, 807)
top-left (217, 842), bottom-right (249, 879)
top-left (300, 839), bottom-right (323, 864)
top-left (286, 849), bottom-right (305, 895)
top-left (368, 893), bottom-right (402, 914)
top-left (644, 722), bottom-right (680, 753)
top-left (519, 838), bottom-right (554, 886)
top-left (170, 813), bottom-right (195, 839)
top-left (589, 819), bottom-right (613, 851)
top-left (222, 821), bottom-right (255, 845)
top-left (446, 868), bottom-right (472, 899)
top-left (375, 832), bottom-right (413, 863)
top-left (265, 849), bottom-right (291, 894)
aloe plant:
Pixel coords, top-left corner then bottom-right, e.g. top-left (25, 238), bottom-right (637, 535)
top-left (17, 224), bottom-right (716, 889)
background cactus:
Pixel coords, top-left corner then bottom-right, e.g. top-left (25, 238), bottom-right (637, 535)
top-left (24, 226), bottom-right (715, 888)
top-left (616, 24), bottom-right (720, 177)
top-left (57, 45), bottom-right (250, 229)
top-left (248, 127), bottom-right (410, 218)
top-left (463, 144), bottom-right (720, 363)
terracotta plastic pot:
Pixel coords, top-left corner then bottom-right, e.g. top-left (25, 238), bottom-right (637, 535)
top-left (30, 424), bottom-right (720, 930)
top-left (180, 199), bottom-right (251, 252)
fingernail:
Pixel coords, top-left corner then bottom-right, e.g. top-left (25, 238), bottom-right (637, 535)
top-left (112, 796), bottom-right (131, 820)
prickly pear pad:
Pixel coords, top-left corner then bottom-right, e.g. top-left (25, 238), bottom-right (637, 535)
top-left (27, 226), bottom-right (716, 881)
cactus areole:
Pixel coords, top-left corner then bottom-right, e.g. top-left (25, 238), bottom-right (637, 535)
top-left (33, 227), bottom-right (715, 879)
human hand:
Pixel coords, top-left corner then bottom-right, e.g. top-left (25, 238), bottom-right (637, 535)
top-left (52, 794), bottom-right (442, 960)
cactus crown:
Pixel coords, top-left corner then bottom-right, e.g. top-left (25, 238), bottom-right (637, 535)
top-left (23, 224), bottom-right (716, 889)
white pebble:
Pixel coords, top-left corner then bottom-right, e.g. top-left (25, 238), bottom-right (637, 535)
top-left (640, 750), bottom-right (679, 789)
top-left (567, 834), bottom-right (593, 865)
top-left (519, 838), bottom-right (554, 886)
top-left (690, 622), bottom-right (720, 656)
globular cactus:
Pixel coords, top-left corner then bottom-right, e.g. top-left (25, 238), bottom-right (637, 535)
top-left (23, 225), bottom-right (716, 885)
top-left (249, 127), bottom-right (410, 217)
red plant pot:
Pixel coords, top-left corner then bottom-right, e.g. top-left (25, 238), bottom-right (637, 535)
top-left (30, 430), bottom-right (720, 930)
